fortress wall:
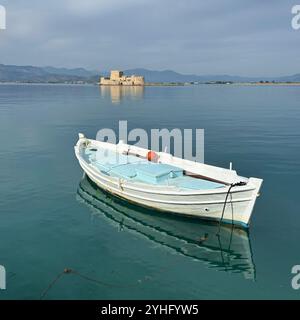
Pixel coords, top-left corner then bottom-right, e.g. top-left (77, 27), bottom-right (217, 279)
top-left (100, 72), bottom-right (145, 86)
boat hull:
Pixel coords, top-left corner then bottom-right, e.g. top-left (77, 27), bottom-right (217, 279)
top-left (75, 153), bottom-right (262, 227)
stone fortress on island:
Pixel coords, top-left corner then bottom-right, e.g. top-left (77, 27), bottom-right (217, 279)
top-left (100, 70), bottom-right (145, 86)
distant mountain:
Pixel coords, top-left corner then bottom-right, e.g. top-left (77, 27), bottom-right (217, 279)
top-left (123, 68), bottom-right (253, 83)
top-left (124, 68), bottom-right (196, 82)
top-left (43, 66), bottom-right (97, 77)
top-left (276, 73), bottom-right (300, 82)
top-left (124, 68), bottom-right (300, 83)
top-left (0, 64), bottom-right (98, 83)
top-left (0, 64), bottom-right (299, 83)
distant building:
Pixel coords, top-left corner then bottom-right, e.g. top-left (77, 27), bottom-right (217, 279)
top-left (100, 70), bottom-right (145, 86)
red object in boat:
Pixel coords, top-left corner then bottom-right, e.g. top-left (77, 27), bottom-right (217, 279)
top-left (147, 150), bottom-right (158, 162)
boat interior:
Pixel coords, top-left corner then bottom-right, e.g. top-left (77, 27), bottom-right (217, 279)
top-left (83, 147), bottom-right (226, 190)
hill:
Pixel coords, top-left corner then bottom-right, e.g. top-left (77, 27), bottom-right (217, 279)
top-left (0, 64), bottom-right (299, 83)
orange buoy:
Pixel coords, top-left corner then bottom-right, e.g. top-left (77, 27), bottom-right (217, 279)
top-left (147, 150), bottom-right (158, 162)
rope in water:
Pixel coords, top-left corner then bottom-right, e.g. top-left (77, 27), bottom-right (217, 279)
top-left (40, 268), bottom-right (146, 300)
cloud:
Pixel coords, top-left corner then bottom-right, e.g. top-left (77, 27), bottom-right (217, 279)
top-left (0, 0), bottom-right (299, 76)
top-left (65, 0), bottom-right (146, 15)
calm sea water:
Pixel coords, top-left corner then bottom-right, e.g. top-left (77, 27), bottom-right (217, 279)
top-left (0, 83), bottom-right (300, 299)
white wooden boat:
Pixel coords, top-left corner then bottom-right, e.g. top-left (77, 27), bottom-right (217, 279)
top-left (77, 175), bottom-right (256, 279)
top-left (74, 133), bottom-right (263, 228)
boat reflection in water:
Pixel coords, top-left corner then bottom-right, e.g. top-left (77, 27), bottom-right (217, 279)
top-left (77, 175), bottom-right (256, 280)
top-left (99, 85), bottom-right (144, 104)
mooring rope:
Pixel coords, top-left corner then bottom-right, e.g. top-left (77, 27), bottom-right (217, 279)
top-left (216, 181), bottom-right (247, 235)
top-left (40, 269), bottom-right (69, 300)
top-left (40, 268), bottom-right (147, 300)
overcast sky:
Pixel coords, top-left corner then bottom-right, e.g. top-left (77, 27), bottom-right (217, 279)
top-left (0, 0), bottom-right (299, 76)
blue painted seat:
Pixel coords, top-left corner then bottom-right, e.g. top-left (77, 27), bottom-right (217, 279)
top-left (86, 148), bottom-right (146, 173)
top-left (109, 164), bottom-right (138, 179)
top-left (170, 176), bottom-right (224, 190)
top-left (135, 163), bottom-right (183, 184)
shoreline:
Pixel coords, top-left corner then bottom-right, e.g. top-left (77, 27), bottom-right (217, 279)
top-left (1, 81), bottom-right (300, 87)
top-left (232, 82), bottom-right (300, 86)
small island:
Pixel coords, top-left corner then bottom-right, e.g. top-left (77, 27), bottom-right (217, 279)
top-left (100, 70), bottom-right (145, 86)
top-left (99, 70), bottom-right (185, 86)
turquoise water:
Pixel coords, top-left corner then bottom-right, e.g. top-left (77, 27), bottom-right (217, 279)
top-left (0, 83), bottom-right (300, 299)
